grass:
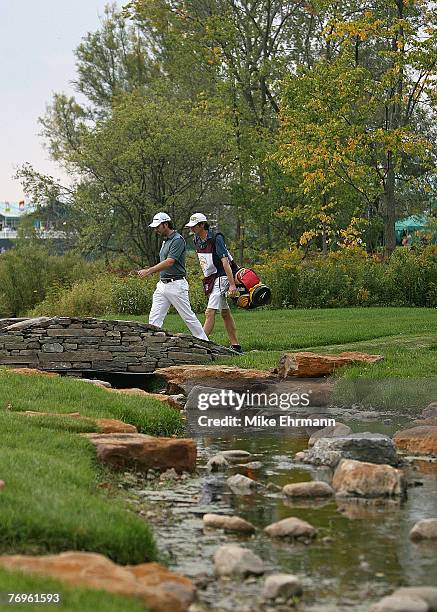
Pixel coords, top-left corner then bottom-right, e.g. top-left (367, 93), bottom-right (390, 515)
top-left (0, 369), bottom-right (184, 569)
top-left (0, 369), bottom-right (183, 436)
top-left (0, 410), bottom-right (157, 564)
top-left (109, 307), bottom-right (437, 377)
top-left (109, 307), bottom-right (437, 411)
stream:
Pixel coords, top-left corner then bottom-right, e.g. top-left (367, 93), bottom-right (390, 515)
top-left (123, 409), bottom-right (437, 611)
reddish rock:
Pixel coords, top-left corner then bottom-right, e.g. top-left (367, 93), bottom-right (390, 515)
top-left (332, 459), bottom-right (406, 498)
top-left (20, 411), bottom-right (137, 434)
top-left (82, 433), bottom-right (197, 473)
top-left (155, 365), bottom-right (272, 393)
top-left (275, 351), bottom-right (384, 378)
top-left (393, 426), bottom-right (437, 456)
top-left (0, 552), bottom-right (195, 612)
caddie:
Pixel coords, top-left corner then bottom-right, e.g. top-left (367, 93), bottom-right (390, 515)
top-left (137, 212), bottom-right (208, 341)
top-left (185, 212), bottom-right (243, 353)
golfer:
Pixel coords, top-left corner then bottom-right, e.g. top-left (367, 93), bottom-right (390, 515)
top-left (137, 212), bottom-right (209, 341)
top-left (185, 212), bottom-right (242, 353)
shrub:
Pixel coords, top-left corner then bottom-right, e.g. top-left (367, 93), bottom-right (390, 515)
top-left (260, 245), bottom-right (437, 308)
top-left (0, 243), bottom-right (102, 317)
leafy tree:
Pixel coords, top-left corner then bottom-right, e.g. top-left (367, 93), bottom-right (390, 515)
top-left (276, 0), bottom-right (436, 254)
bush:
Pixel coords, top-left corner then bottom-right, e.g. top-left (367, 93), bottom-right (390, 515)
top-left (260, 245), bottom-right (437, 308)
top-left (29, 263), bottom-right (209, 317)
top-left (0, 243), bottom-right (102, 317)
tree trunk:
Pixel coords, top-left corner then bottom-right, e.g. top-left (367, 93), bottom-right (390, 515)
top-left (383, 152), bottom-right (397, 256)
top-left (236, 215), bottom-right (244, 264)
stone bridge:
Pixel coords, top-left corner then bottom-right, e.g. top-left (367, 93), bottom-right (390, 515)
top-left (0, 317), bottom-right (233, 375)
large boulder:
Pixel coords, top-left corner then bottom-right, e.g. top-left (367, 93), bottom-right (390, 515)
top-left (275, 351), bottom-right (383, 378)
top-left (332, 459), bottom-right (406, 498)
top-left (393, 426), bottom-right (437, 456)
top-left (203, 514), bottom-right (255, 534)
top-left (264, 517), bottom-right (317, 540)
top-left (0, 552), bottom-right (195, 612)
top-left (283, 481), bottom-right (334, 498)
top-left (409, 518), bottom-right (437, 541)
top-left (301, 433), bottom-right (399, 468)
top-left (308, 423), bottom-right (352, 447)
top-left (155, 365), bottom-right (273, 394)
top-left (82, 433), bottom-right (197, 473)
top-left (214, 545), bottom-right (264, 577)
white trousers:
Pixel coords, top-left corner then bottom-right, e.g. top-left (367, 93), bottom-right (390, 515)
top-left (149, 279), bottom-right (209, 341)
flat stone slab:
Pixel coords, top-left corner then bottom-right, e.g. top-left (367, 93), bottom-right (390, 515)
top-left (0, 552), bottom-right (195, 612)
top-left (82, 433), bottom-right (197, 473)
top-left (275, 351), bottom-right (384, 378)
top-left (301, 433), bottom-right (399, 468)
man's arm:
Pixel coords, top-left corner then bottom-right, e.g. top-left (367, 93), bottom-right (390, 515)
top-left (222, 257), bottom-right (238, 296)
top-left (137, 258), bottom-right (175, 277)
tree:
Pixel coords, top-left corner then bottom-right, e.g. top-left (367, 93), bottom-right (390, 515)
top-left (24, 92), bottom-right (232, 265)
top-left (276, 0), bottom-right (436, 254)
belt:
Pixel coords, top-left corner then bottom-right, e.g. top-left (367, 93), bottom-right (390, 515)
top-left (160, 277), bottom-right (186, 283)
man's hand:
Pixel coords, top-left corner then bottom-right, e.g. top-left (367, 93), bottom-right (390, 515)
top-left (137, 268), bottom-right (152, 278)
top-left (228, 283), bottom-right (239, 298)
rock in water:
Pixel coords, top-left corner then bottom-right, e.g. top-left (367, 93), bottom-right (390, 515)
top-left (203, 514), bottom-right (255, 534)
top-left (369, 595), bottom-right (428, 611)
top-left (282, 481), bottom-right (334, 498)
top-left (264, 517), bottom-right (317, 539)
top-left (227, 474), bottom-right (259, 495)
top-left (262, 574), bottom-right (303, 601)
top-left (332, 459), bottom-right (406, 498)
top-left (205, 454), bottom-right (229, 472)
top-left (308, 423), bottom-right (352, 447)
top-left (81, 433), bottom-right (197, 473)
top-left (409, 518), bottom-right (437, 541)
top-left (214, 545), bottom-right (264, 577)
top-left (393, 426), bottom-right (437, 456)
top-left (302, 433), bottom-right (399, 468)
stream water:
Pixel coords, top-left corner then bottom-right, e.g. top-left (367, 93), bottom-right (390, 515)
top-left (125, 412), bottom-right (437, 611)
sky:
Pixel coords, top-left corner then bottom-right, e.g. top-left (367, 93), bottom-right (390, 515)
top-left (0, 0), bottom-right (120, 202)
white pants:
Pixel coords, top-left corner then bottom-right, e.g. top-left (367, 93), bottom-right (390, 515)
top-left (207, 276), bottom-right (230, 311)
top-left (149, 279), bottom-right (209, 341)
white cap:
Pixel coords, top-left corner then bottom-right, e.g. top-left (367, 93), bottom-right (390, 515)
top-left (149, 212), bottom-right (171, 228)
top-left (185, 212), bottom-right (208, 227)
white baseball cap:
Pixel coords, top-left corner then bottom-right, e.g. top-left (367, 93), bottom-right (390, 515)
top-left (149, 212), bottom-right (172, 227)
top-left (185, 212), bottom-right (208, 227)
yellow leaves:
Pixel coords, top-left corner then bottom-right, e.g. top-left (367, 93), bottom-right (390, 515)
top-left (299, 230), bottom-right (316, 246)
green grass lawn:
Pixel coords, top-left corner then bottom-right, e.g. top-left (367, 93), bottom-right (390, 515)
top-left (0, 369), bottom-right (183, 571)
top-left (109, 307), bottom-right (437, 377)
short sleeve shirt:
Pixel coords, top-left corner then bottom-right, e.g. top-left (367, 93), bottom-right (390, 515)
top-left (159, 231), bottom-right (186, 279)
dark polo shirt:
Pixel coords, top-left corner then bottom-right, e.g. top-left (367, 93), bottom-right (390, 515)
top-left (159, 231), bottom-right (186, 280)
